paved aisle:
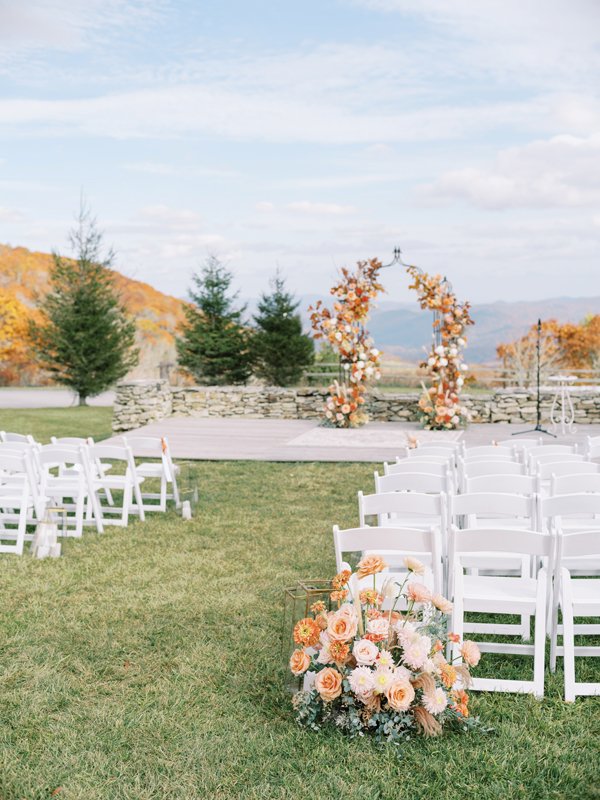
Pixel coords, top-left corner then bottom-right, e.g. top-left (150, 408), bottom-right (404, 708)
top-left (107, 416), bottom-right (600, 462)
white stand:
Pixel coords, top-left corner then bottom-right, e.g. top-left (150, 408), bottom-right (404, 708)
top-left (549, 375), bottom-right (577, 435)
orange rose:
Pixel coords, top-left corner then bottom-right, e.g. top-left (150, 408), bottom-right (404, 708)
top-left (385, 679), bottom-right (415, 712)
top-left (357, 554), bottom-right (388, 578)
top-left (289, 649), bottom-right (311, 676)
top-left (314, 667), bottom-right (343, 702)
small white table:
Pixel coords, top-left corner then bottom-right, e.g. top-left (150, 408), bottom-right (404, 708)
top-left (548, 375), bottom-right (577, 435)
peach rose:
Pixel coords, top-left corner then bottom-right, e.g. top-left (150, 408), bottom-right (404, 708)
top-left (357, 554), bottom-right (388, 578)
top-left (314, 667), bottom-right (343, 702)
top-left (385, 678), bottom-right (415, 712)
top-left (406, 582), bottom-right (431, 604)
top-left (289, 649), bottom-right (311, 676)
top-left (461, 640), bottom-right (481, 667)
top-left (327, 609), bottom-right (358, 642)
top-left (431, 593), bottom-right (453, 614)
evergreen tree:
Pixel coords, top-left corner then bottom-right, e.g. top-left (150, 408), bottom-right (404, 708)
top-left (177, 256), bottom-right (251, 384)
top-left (29, 204), bottom-right (138, 405)
top-left (250, 272), bottom-right (314, 386)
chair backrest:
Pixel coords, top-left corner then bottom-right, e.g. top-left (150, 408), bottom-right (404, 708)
top-left (122, 436), bottom-right (164, 457)
top-left (415, 440), bottom-right (462, 451)
top-left (465, 445), bottom-right (512, 458)
top-left (385, 459), bottom-right (449, 478)
top-left (538, 460), bottom-right (598, 480)
top-left (0, 483), bottom-right (30, 555)
top-left (38, 446), bottom-right (87, 469)
top-left (497, 437), bottom-right (542, 450)
top-left (402, 453), bottom-right (453, 465)
top-left (50, 436), bottom-right (93, 446)
top-left (552, 472), bottom-right (600, 495)
top-left (374, 470), bottom-right (449, 494)
top-left (358, 490), bottom-right (445, 527)
top-left (89, 443), bottom-right (136, 472)
top-left (449, 492), bottom-right (537, 528)
top-left (588, 444), bottom-right (600, 461)
top-left (405, 445), bottom-right (456, 460)
top-left (462, 452), bottom-right (515, 463)
top-left (528, 444), bottom-right (578, 458)
top-left (0, 450), bottom-right (30, 475)
top-left (450, 526), bottom-right (553, 566)
top-left (541, 493), bottom-right (600, 529)
top-left (465, 473), bottom-right (536, 495)
top-left (459, 459), bottom-right (525, 478)
top-left (531, 453), bottom-right (586, 467)
top-left (333, 524), bottom-right (441, 591)
top-left (0, 431), bottom-right (35, 444)
top-left (557, 528), bottom-right (600, 561)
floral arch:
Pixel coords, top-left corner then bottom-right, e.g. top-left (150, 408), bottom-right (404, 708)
top-left (309, 254), bottom-right (473, 430)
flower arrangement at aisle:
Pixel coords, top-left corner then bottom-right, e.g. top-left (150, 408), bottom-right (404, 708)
top-left (289, 557), bottom-right (482, 747)
top-left (407, 267), bottom-right (474, 430)
top-left (309, 259), bottom-right (384, 428)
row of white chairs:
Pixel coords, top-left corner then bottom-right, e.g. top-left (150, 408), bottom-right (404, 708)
top-left (332, 436), bottom-right (600, 701)
top-left (0, 433), bottom-right (180, 555)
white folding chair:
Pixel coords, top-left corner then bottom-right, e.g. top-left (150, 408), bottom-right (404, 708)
top-left (497, 437), bottom-right (543, 451)
top-left (463, 452), bottom-right (516, 463)
top-left (0, 447), bottom-right (45, 521)
top-left (384, 459), bottom-right (454, 491)
top-left (333, 524), bottom-right (442, 597)
top-left (88, 444), bottom-right (145, 526)
top-left (550, 529), bottom-right (600, 701)
top-left (529, 444), bottom-right (579, 458)
top-left (458, 459), bottom-right (525, 492)
top-left (531, 453), bottom-right (586, 470)
top-left (38, 446), bottom-right (102, 536)
top-left (585, 435), bottom-right (600, 456)
top-left (450, 526), bottom-right (553, 697)
top-left (123, 436), bottom-right (180, 512)
top-left (542, 493), bottom-right (600, 534)
top-left (51, 436), bottom-right (114, 505)
top-left (464, 445), bottom-right (513, 458)
top-left (551, 472), bottom-right (600, 496)
top-left (404, 446), bottom-right (456, 460)
top-left (589, 444), bottom-right (600, 461)
top-left (374, 470), bottom-right (451, 495)
top-left (0, 483), bottom-right (30, 555)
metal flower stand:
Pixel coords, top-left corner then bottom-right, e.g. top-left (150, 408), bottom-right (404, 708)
top-left (549, 374), bottom-right (577, 435)
top-left (282, 579), bottom-right (332, 692)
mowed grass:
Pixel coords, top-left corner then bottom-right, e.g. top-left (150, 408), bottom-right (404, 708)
top-left (1, 459), bottom-right (600, 800)
top-left (0, 406), bottom-right (113, 444)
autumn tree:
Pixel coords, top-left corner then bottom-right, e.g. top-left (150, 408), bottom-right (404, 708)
top-left (29, 204), bottom-right (139, 404)
top-left (0, 290), bottom-right (33, 384)
top-left (177, 256), bottom-right (251, 384)
top-left (250, 272), bottom-right (314, 386)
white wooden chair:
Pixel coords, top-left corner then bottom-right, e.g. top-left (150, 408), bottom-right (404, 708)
top-left (123, 436), bottom-right (180, 512)
top-left (550, 529), bottom-right (600, 701)
top-left (0, 431), bottom-right (36, 445)
top-left (0, 483), bottom-right (30, 555)
top-left (462, 452), bottom-right (516, 464)
top-left (588, 444), bottom-right (600, 461)
top-left (464, 445), bottom-right (513, 458)
top-left (0, 447), bottom-right (46, 522)
top-left (585, 435), bottom-right (600, 456)
top-left (88, 444), bottom-right (145, 526)
top-left (450, 526), bottom-right (553, 697)
top-left (374, 470), bottom-right (450, 495)
top-left (333, 524), bottom-right (442, 597)
top-left (384, 459), bottom-right (454, 491)
top-left (50, 436), bottom-right (114, 505)
top-left (542, 493), bottom-right (600, 534)
top-left (497, 437), bottom-right (542, 451)
top-left (38, 446), bottom-right (102, 536)
top-left (528, 444), bottom-right (579, 458)
top-left (404, 445), bottom-right (456, 460)
top-left (458, 459), bottom-right (525, 492)
top-left (530, 453), bottom-right (586, 470)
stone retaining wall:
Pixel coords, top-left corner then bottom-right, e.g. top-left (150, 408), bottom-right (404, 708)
top-left (112, 380), bottom-right (600, 432)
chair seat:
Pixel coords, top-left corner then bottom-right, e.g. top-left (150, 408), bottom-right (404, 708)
top-left (136, 461), bottom-right (179, 476)
top-left (569, 578), bottom-right (600, 610)
top-left (462, 574), bottom-right (538, 607)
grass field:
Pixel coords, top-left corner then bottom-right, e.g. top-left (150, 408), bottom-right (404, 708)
top-left (0, 410), bottom-right (599, 799)
top-left (0, 406), bottom-right (113, 444)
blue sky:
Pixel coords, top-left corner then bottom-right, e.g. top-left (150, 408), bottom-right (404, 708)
top-left (1, 0), bottom-right (599, 305)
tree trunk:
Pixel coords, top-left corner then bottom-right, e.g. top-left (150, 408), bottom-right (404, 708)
top-left (78, 394), bottom-right (88, 406)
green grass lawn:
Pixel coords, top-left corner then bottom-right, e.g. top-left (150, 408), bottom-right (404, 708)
top-left (1, 460), bottom-right (599, 800)
top-left (0, 406), bottom-right (113, 443)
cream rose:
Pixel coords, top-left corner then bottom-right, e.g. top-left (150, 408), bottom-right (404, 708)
top-left (352, 638), bottom-right (379, 666)
top-left (366, 616), bottom-right (390, 639)
top-left (385, 678), bottom-right (415, 712)
top-left (314, 667), bottom-right (343, 702)
top-left (289, 649), bottom-right (311, 676)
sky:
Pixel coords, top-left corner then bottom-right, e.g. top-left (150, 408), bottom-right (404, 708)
top-left (0, 0), bottom-right (599, 306)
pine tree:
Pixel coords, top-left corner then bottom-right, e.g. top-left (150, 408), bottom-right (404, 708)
top-left (250, 272), bottom-right (314, 386)
top-left (29, 204), bottom-right (138, 405)
top-left (177, 256), bottom-right (251, 384)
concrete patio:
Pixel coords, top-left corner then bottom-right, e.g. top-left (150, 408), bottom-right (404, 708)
top-left (107, 416), bottom-right (600, 462)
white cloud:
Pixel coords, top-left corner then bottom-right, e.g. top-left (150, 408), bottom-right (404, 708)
top-left (286, 201), bottom-right (357, 216)
top-left (420, 133), bottom-right (600, 210)
top-left (0, 205), bottom-right (25, 223)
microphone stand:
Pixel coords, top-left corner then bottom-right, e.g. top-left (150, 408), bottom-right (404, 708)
top-left (512, 318), bottom-right (555, 437)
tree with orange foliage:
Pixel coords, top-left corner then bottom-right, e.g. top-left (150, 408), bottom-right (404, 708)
top-left (0, 290), bottom-right (34, 384)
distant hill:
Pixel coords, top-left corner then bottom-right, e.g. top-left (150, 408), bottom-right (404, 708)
top-left (365, 297), bottom-right (600, 362)
top-left (0, 244), bottom-right (186, 384)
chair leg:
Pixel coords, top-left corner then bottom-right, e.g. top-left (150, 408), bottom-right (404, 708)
top-left (562, 574), bottom-right (576, 703)
top-left (133, 476), bottom-right (145, 522)
top-left (533, 570), bottom-right (547, 698)
top-left (160, 476), bottom-right (167, 512)
top-left (172, 475), bottom-right (181, 508)
top-left (121, 476), bottom-right (131, 526)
